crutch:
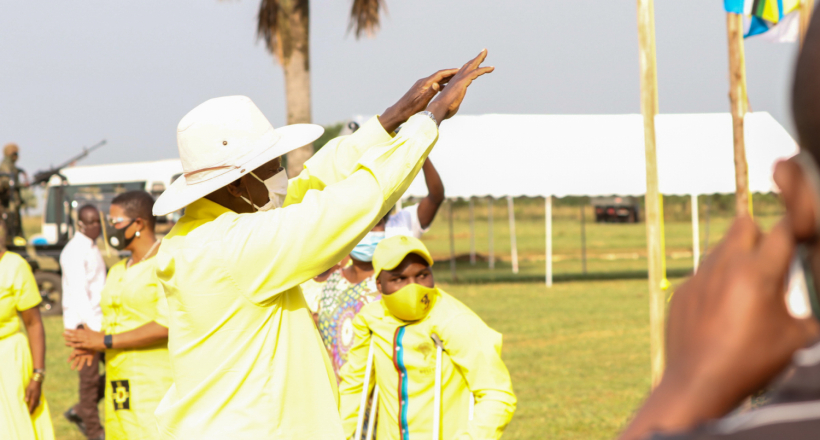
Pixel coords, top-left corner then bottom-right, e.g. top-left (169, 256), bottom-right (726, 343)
top-left (355, 337), bottom-right (377, 440)
top-left (431, 333), bottom-right (444, 440)
top-left (432, 333), bottom-right (477, 437)
top-left (365, 384), bottom-right (379, 440)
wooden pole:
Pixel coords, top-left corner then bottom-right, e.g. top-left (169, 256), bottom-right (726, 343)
top-left (727, 12), bottom-right (752, 217)
top-left (449, 199), bottom-right (457, 282)
top-left (691, 194), bottom-right (700, 272)
top-left (546, 196), bottom-right (553, 287)
top-left (801, 0), bottom-right (815, 48)
top-left (469, 198), bottom-right (476, 265)
top-left (488, 197), bottom-right (495, 270)
top-left (637, 0), bottom-right (666, 388)
top-left (580, 204), bottom-right (587, 275)
top-left (507, 196), bottom-right (519, 274)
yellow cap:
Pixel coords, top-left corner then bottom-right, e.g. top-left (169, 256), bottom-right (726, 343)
top-left (373, 235), bottom-right (434, 280)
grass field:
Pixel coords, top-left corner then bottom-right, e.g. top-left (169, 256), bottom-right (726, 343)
top-left (29, 197), bottom-right (785, 438)
top-left (41, 278), bottom-right (659, 440)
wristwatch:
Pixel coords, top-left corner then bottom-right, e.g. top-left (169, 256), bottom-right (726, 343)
top-left (418, 110), bottom-right (437, 126)
top-left (104, 334), bottom-right (113, 349)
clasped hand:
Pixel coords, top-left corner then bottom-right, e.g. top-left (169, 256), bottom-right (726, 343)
top-left (63, 328), bottom-right (105, 371)
top-left (379, 49), bottom-right (494, 133)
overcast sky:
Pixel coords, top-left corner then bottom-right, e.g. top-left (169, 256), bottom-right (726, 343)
top-left (1, 1), bottom-right (799, 175)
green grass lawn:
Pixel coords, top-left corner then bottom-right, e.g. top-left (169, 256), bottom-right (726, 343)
top-left (41, 278), bottom-right (660, 440)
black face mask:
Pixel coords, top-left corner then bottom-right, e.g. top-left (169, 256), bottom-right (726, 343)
top-left (105, 219), bottom-right (136, 251)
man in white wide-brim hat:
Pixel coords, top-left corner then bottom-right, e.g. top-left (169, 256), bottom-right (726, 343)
top-left (150, 51), bottom-right (493, 439)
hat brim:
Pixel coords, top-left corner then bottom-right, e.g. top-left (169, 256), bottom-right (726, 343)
top-left (153, 123), bottom-right (324, 216)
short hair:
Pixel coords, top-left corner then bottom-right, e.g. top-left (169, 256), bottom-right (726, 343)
top-left (111, 191), bottom-right (156, 229)
top-left (793, 9), bottom-right (820, 162)
top-left (77, 204), bottom-right (99, 222)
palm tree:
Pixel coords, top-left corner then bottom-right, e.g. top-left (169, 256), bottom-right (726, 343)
top-left (256, 0), bottom-right (386, 176)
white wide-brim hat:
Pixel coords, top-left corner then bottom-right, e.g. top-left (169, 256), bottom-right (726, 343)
top-left (153, 95), bottom-right (323, 216)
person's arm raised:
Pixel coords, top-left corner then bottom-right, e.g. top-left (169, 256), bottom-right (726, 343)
top-left (285, 68), bottom-right (458, 206)
top-left (618, 218), bottom-right (820, 440)
top-left (416, 158), bottom-right (445, 230)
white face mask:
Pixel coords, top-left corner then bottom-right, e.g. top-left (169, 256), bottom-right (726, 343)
top-left (241, 167), bottom-right (288, 212)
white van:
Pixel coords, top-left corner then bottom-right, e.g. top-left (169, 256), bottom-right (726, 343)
top-left (41, 158), bottom-right (183, 244)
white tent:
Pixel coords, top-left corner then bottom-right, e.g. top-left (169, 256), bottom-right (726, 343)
top-left (401, 112), bottom-right (798, 284)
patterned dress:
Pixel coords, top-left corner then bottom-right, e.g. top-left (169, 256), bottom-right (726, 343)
top-left (317, 270), bottom-right (380, 381)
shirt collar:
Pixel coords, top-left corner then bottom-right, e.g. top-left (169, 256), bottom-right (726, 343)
top-left (166, 198), bottom-right (234, 239)
top-left (74, 231), bottom-right (97, 247)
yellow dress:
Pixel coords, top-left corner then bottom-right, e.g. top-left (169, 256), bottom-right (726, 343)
top-left (101, 258), bottom-right (173, 440)
top-left (0, 251), bottom-right (55, 440)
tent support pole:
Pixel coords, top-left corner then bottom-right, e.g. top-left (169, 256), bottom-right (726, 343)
top-left (507, 196), bottom-right (519, 274)
top-left (469, 198), bottom-right (476, 265)
top-left (580, 203), bottom-right (587, 275)
top-left (546, 196), bottom-right (553, 287)
top-left (449, 199), bottom-right (457, 282)
top-left (638, 0), bottom-right (666, 388)
top-left (691, 194), bottom-right (700, 272)
top-left (727, 12), bottom-right (752, 217)
top-left (488, 197), bottom-right (495, 270)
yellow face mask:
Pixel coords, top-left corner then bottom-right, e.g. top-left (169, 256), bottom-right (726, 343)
top-left (382, 283), bottom-right (438, 322)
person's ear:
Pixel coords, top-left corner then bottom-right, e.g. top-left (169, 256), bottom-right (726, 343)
top-left (376, 276), bottom-right (383, 294)
top-left (774, 159), bottom-right (818, 241)
top-left (225, 178), bottom-right (245, 198)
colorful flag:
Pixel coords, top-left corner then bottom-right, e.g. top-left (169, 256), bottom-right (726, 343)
top-left (723, 0), bottom-right (801, 42)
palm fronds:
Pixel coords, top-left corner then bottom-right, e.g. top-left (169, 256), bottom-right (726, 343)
top-left (349, 0), bottom-right (387, 39)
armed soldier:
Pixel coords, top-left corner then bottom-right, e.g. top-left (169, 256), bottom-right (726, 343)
top-left (0, 143), bottom-right (26, 244)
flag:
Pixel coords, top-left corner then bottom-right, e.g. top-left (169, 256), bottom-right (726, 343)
top-left (723, 0), bottom-right (801, 42)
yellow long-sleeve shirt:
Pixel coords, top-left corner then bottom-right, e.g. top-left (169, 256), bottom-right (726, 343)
top-left (153, 114), bottom-right (438, 439)
top-left (339, 288), bottom-right (516, 440)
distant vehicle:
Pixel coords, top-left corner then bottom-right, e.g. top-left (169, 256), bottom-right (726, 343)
top-left (20, 158), bottom-right (182, 316)
top-left (591, 196), bottom-right (640, 223)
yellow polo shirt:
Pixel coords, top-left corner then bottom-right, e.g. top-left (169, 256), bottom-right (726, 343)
top-left (153, 115), bottom-right (438, 439)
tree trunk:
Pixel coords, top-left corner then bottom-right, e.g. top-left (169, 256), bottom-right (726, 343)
top-left (276, 0), bottom-right (313, 176)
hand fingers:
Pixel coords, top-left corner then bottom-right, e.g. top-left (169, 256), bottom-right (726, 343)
top-left (426, 68), bottom-right (458, 85)
top-left (86, 356), bottom-right (93, 368)
top-left (721, 215), bottom-right (761, 253)
top-left (469, 65), bottom-right (495, 80)
top-left (463, 49), bottom-right (488, 71)
top-left (754, 218), bottom-right (796, 289)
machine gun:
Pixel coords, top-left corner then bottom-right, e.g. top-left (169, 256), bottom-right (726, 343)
top-left (31, 139), bottom-right (106, 186)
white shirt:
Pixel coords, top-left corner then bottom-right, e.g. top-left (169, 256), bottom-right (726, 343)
top-left (60, 232), bottom-right (106, 331)
top-left (385, 203), bottom-right (429, 239)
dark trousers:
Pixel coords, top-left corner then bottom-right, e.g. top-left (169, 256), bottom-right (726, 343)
top-left (74, 349), bottom-right (105, 438)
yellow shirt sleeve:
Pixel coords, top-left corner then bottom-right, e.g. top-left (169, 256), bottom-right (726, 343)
top-left (338, 312), bottom-right (374, 439)
top-left (285, 116), bottom-right (394, 206)
top-left (15, 257), bottom-right (41, 312)
top-left (153, 279), bottom-right (170, 328)
top-left (442, 313), bottom-right (517, 440)
top-left (220, 114), bottom-right (438, 304)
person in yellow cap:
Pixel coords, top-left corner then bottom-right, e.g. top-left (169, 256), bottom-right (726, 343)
top-left (63, 191), bottom-right (172, 440)
top-left (0, 223), bottom-right (55, 440)
top-left (339, 235), bottom-right (516, 440)
top-left (149, 51), bottom-right (493, 439)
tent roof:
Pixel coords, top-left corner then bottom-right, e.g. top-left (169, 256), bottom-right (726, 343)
top-left (403, 112), bottom-right (797, 198)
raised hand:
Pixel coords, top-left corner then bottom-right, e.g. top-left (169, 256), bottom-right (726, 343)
top-left (380, 68), bottom-right (459, 133)
top-left (427, 49), bottom-right (494, 123)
